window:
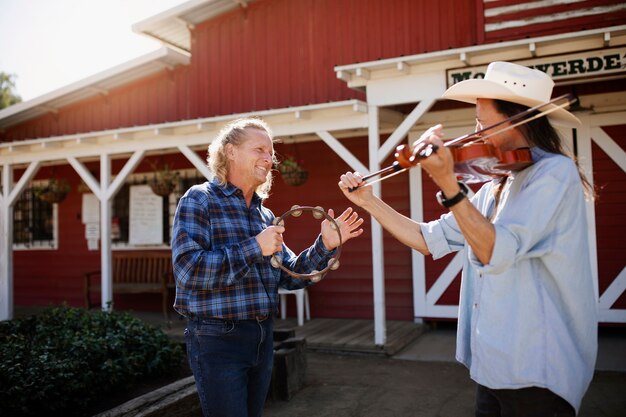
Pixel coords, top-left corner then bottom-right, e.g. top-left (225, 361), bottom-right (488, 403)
top-left (13, 184), bottom-right (58, 250)
top-left (111, 170), bottom-right (205, 249)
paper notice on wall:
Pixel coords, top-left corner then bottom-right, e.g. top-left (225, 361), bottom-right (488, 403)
top-left (85, 223), bottom-right (100, 240)
top-left (129, 184), bottom-right (163, 245)
top-left (82, 193), bottom-right (100, 224)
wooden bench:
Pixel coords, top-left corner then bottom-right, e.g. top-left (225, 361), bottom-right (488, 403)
top-left (84, 252), bottom-right (175, 320)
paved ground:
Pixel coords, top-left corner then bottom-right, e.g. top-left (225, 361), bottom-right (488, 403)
top-left (263, 326), bottom-right (626, 417)
top-left (263, 352), bottom-right (626, 417)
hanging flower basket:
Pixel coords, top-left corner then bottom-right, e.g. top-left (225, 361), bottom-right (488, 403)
top-left (280, 168), bottom-right (309, 186)
top-left (33, 178), bottom-right (71, 204)
top-left (278, 157), bottom-right (308, 186)
top-left (149, 164), bottom-right (179, 197)
top-left (149, 180), bottom-right (177, 197)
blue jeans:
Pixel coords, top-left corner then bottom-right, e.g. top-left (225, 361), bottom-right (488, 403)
top-left (185, 316), bottom-right (274, 417)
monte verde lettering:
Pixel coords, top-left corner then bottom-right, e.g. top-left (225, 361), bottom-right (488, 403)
top-left (447, 49), bottom-right (625, 86)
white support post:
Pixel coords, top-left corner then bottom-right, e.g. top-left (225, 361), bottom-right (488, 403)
top-left (100, 154), bottom-right (113, 312)
top-left (409, 166), bottom-right (426, 322)
top-left (0, 161), bottom-right (41, 321)
top-left (575, 123), bottom-right (599, 303)
top-left (0, 165), bottom-right (13, 321)
top-left (369, 104), bottom-right (387, 346)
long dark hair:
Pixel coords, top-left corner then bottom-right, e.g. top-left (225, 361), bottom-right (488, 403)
top-left (494, 100), bottom-right (595, 200)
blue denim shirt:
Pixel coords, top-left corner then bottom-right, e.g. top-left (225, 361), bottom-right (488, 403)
top-left (171, 179), bottom-right (335, 320)
top-left (421, 148), bottom-right (597, 413)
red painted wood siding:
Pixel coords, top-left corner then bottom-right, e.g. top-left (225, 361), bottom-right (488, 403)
top-left (187, 0), bottom-right (479, 118)
top-left (481, 0), bottom-right (626, 43)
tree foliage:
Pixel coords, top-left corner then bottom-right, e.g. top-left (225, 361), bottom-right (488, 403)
top-left (0, 72), bottom-right (22, 110)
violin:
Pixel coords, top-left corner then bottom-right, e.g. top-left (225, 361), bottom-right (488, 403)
top-left (393, 141), bottom-right (533, 184)
top-left (350, 94), bottom-right (575, 191)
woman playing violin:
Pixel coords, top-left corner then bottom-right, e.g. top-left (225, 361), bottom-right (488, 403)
top-left (339, 61), bottom-right (597, 417)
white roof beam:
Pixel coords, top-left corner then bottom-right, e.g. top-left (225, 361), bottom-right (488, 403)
top-left (105, 150), bottom-right (145, 200)
top-left (67, 157), bottom-right (101, 197)
top-left (316, 131), bottom-right (368, 174)
top-left (7, 161), bottom-right (41, 206)
top-left (377, 98), bottom-right (436, 164)
top-left (178, 145), bottom-right (212, 180)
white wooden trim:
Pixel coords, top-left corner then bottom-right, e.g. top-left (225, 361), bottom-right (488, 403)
top-left (67, 157), bottom-right (102, 198)
top-left (426, 304), bottom-right (458, 319)
top-left (105, 151), bottom-right (145, 201)
top-left (377, 98), bottom-right (436, 164)
top-left (599, 267), bottom-right (626, 309)
top-left (590, 127), bottom-right (626, 172)
top-left (426, 252), bottom-right (464, 306)
top-left (598, 309), bottom-right (626, 323)
top-left (178, 145), bottom-right (212, 180)
top-left (589, 121), bottom-right (626, 320)
top-left (7, 162), bottom-right (41, 206)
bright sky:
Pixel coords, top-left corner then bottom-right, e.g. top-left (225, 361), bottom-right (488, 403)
top-left (0, 0), bottom-right (189, 102)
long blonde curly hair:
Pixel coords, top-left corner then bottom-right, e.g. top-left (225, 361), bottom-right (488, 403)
top-left (207, 118), bottom-right (277, 199)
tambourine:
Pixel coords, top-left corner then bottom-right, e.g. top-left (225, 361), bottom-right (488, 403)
top-left (270, 205), bottom-right (342, 282)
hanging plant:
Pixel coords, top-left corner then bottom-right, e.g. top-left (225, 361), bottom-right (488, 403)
top-left (277, 155), bottom-right (308, 186)
top-left (33, 178), bottom-right (71, 204)
top-left (77, 180), bottom-right (91, 194)
top-left (149, 164), bottom-right (179, 197)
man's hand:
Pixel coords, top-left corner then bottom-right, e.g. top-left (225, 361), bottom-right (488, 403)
top-left (256, 225), bottom-right (285, 256)
top-left (321, 207), bottom-right (364, 250)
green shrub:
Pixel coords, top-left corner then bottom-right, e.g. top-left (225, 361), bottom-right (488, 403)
top-left (0, 305), bottom-right (184, 416)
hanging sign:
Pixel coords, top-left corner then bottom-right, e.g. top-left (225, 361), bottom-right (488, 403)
top-left (129, 184), bottom-right (163, 245)
top-left (447, 47), bottom-right (626, 87)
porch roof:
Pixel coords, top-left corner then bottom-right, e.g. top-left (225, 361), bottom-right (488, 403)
top-left (0, 47), bottom-right (190, 130)
top-left (335, 25), bottom-right (626, 90)
top-left (132, 0), bottom-right (256, 52)
top-left (0, 99), bottom-right (370, 166)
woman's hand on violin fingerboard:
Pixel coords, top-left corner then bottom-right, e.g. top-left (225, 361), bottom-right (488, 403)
top-left (338, 172), bottom-right (373, 207)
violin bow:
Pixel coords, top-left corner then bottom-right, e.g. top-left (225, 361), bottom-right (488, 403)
top-left (350, 94), bottom-right (577, 191)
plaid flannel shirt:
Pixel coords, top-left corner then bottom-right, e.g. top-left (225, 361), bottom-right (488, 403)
top-left (172, 179), bottom-right (335, 320)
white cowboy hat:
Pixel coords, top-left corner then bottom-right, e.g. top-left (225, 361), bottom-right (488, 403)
top-left (442, 61), bottom-right (581, 127)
